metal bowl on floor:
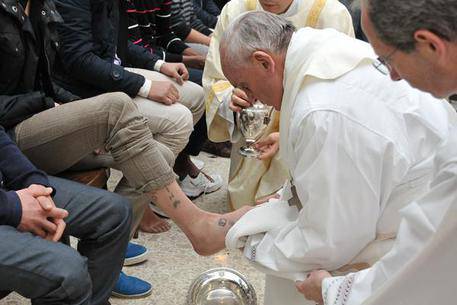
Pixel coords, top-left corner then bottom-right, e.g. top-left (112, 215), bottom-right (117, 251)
top-left (186, 267), bottom-right (257, 305)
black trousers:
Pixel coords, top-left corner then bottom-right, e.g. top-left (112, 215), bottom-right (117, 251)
top-left (183, 115), bottom-right (208, 156)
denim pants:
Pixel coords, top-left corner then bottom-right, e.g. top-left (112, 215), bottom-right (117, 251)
top-left (0, 177), bottom-right (132, 305)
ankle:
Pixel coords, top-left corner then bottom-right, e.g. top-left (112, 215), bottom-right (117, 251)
top-left (173, 154), bottom-right (200, 179)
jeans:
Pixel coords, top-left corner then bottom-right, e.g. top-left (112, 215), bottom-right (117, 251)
top-left (0, 177), bottom-right (132, 305)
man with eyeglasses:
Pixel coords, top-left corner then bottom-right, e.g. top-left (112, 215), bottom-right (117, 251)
top-left (219, 11), bottom-right (457, 305)
top-left (296, 0), bottom-right (457, 304)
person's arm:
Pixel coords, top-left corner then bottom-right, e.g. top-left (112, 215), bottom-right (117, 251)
top-left (187, 2), bottom-right (213, 36)
top-left (0, 188), bottom-right (21, 227)
top-left (170, 18), bottom-right (193, 41)
top-left (182, 54), bottom-right (206, 69)
top-left (54, 0), bottom-right (147, 97)
top-left (52, 82), bottom-right (80, 103)
top-left (161, 50), bottom-right (184, 63)
top-left (0, 127), bottom-right (52, 191)
top-left (0, 126), bottom-right (53, 227)
top-left (204, 0), bottom-right (221, 19)
top-left (240, 111), bottom-right (409, 276)
top-left (0, 93), bottom-right (54, 130)
top-left (182, 47), bottom-right (200, 56)
top-left (192, 0), bottom-right (218, 28)
top-left (185, 29), bottom-right (211, 46)
top-left (156, 0), bottom-right (190, 55)
top-left (125, 40), bottom-right (161, 70)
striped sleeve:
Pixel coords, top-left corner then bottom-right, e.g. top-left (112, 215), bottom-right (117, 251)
top-left (157, 0), bottom-right (188, 54)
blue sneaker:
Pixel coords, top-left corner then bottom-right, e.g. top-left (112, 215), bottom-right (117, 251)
top-left (112, 272), bottom-right (152, 298)
top-left (124, 242), bottom-right (148, 266)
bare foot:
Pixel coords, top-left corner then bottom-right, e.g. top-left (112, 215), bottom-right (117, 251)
top-left (140, 207), bottom-right (171, 234)
top-left (189, 206), bottom-right (252, 256)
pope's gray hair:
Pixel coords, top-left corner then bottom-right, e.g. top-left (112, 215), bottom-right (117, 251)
top-left (365, 0), bottom-right (457, 52)
top-left (220, 11), bottom-right (296, 67)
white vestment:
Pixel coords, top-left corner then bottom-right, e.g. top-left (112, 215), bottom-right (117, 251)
top-left (323, 131), bottom-right (457, 305)
top-left (225, 28), bottom-right (457, 305)
top-left (203, 0), bottom-right (354, 209)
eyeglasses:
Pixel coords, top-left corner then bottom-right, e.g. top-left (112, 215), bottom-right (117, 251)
top-left (372, 48), bottom-right (397, 75)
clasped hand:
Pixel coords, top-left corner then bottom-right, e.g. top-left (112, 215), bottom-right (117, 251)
top-left (16, 184), bottom-right (68, 242)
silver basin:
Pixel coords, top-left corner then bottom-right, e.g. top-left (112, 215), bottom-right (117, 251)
top-left (186, 267), bottom-right (257, 305)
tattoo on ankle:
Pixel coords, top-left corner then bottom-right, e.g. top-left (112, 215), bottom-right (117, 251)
top-left (218, 218), bottom-right (228, 227)
top-left (173, 200), bottom-right (181, 209)
top-left (165, 185), bottom-right (180, 209)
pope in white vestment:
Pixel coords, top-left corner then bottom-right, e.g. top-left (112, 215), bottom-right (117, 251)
top-left (202, 0), bottom-right (354, 209)
top-left (221, 21), bottom-right (457, 305)
top-left (321, 131), bottom-right (457, 305)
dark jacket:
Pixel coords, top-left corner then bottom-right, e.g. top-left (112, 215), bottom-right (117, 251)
top-left (0, 126), bottom-right (52, 227)
top-left (0, 0), bottom-right (78, 130)
top-left (53, 0), bottom-right (161, 98)
top-left (192, 0), bottom-right (219, 28)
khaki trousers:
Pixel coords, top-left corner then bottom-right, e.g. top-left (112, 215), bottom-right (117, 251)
top-left (127, 68), bottom-right (205, 156)
top-left (14, 92), bottom-right (176, 235)
top-left (117, 69), bottom-right (205, 231)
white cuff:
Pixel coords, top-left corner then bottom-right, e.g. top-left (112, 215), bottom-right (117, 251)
top-left (138, 79), bottom-right (152, 98)
top-left (322, 276), bottom-right (349, 305)
top-left (154, 59), bottom-right (165, 72)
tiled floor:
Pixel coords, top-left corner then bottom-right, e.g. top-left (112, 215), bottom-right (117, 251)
top-left (1, 153), bottom-right (265, 305)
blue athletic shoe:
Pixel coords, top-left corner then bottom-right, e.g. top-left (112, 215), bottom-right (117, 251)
top-left (124, 242), bottom-right (148, 266)
top-left (112, 272), bottom-right (152, 298)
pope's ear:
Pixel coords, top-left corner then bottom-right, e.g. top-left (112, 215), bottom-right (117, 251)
top-left (252, 51), bottom-right (275, 73)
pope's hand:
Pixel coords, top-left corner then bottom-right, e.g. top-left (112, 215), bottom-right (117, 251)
top-left (255, 132), bottom-right (280, 160)
top-left (295, 270), bottom-right (332, 305)
top-left (229, 88), bottom-right (253, 112)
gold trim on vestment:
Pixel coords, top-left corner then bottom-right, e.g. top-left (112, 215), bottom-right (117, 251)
top-left (305, 0), bottom-right (327, 28)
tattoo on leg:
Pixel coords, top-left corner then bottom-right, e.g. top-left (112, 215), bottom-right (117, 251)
top-left (173, 200), bottom-right (181, 209)
top-left (166, 185), bottom-right (175, 201)
top-left (218, 218), bottom-right (228, 227)
top-left (164, 185), bottom-right (180, 208)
